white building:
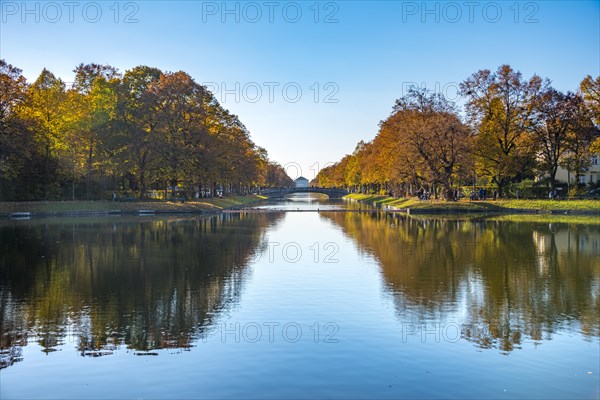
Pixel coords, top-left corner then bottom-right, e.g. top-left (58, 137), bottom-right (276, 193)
top-left (295, 176), bottom-right (309, 188)
top-left (555, 153), bottom-right (600, 185)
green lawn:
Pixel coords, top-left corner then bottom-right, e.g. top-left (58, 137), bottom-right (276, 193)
top-left (489, 199), bottom-right (600, 211)
top-left (344, 193), bottom-right (600, 212)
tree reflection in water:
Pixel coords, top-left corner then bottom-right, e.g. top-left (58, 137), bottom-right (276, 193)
top-left (321, 212), bottom-right (600, 353)
top-left (0, 213), bottom-right (283, 368)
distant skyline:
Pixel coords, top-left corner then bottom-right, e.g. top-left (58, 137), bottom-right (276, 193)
top-left (2, 0), bottom-right (599, 180)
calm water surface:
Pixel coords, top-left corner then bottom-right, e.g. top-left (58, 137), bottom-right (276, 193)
top-left (1, 194), bottom-right (599, 399)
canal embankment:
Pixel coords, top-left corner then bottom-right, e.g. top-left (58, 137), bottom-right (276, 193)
top-left (0, 195), bottom-right (267, 219)
top-left (345, 193), bottom-right (600, 215)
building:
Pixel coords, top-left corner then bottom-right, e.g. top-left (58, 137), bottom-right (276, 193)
top-left (555, 153), bottom-right (600, 185)
top-left (295, 176), bottom-right (309, 188)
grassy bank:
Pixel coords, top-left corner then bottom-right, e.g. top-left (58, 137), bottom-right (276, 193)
top-left (0, 195), bottom-right (267, 217)
top-left (344, 193), bottom-right (600, 213)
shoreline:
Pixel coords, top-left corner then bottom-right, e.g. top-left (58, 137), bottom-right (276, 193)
top-left (2, 193), bottom-right (600, 219)
top-left (344, 193), bottom-right (600, 215)
top-left (0, 195), bottom-right (268, 219)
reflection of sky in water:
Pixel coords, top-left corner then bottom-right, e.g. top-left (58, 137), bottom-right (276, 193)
top-left (254, 193), bottom-right (348, 210)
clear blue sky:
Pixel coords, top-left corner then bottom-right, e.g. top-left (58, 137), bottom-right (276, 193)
top-left (2, 1), bottom-right (599, 180)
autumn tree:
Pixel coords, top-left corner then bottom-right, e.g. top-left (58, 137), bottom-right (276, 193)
top-left (344, 141), bottom-right (366, 191)
top-left (149, 71), bottom-right (212, 197)
top-left (0, 60), bottom-right (33, 199)
top-left (355, 141), bottom-right (383, 193)
top-left (113, 66), bottom-right (163, 197)
top-left (580, 75), bottom-right (600, 125)
top-left (318, 67), bottom-right (597, 199)
top-left (20, 68), bottom-right (70, 199)
top-left (382, 88), bottom-right (471, 199)
top-left (262, 161), bottom-right (294, 188)
top-left (460, 65), bottom-right (545, 197)
top-left (529, 89), bottom-right (582, 190)
top-left (73, 63), bottom-right (120, 94)
top-left (316, 90), bottom-right (471, 199)
top-left (68, 68), bottom-right (120, 199)
top-left (315, 157), bottom-right (348, 188)
top-left (559, 95), bottom-right (598, 190)
top-left (1, 60), bottom-right (285, 200)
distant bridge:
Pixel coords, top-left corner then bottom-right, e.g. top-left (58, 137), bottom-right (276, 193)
top-left (260, 187), bottom-right (349, 199)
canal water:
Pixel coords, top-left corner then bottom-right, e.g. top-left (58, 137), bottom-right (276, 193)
top-left (1, 194), bottom-right (599, 399)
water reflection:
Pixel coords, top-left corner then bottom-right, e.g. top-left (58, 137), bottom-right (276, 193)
top-left (2, 207), bottom-right (599, 379)
top-left (320, 212), bottom-right (600, 352)
top-left (254, 192), bottom-right (346, 211)
top-left (0, 213), bottom-right (283, 368)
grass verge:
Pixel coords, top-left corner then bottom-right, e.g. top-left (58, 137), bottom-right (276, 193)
top-left (344, 193), bottom-right (600, 213)
top-left (0, 195), bottom-right (267, 217)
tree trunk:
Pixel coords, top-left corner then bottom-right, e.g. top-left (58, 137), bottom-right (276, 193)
top-left (139, 170), bottom-right (146, 199)
top-left (139, 152), bottom-right (147, 199)
top-left (43, 143), bottom-right (50, 200)
top-left (86, 142), bottom-right (93, 200)
top-left (550, 166), bottom-right (558, 191)
top-left (443, 182), bottom-right (452, 201)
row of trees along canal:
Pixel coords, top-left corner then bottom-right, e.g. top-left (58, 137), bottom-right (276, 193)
top-left (0, 60), bottom-right (293, 201)
top-left (314, 65), bottom-right (600, 199)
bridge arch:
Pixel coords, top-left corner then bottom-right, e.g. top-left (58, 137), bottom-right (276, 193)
top-left (259, 187), bottom-right (349, 199)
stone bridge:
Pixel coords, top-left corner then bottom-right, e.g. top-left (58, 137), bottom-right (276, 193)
top-left (259, 187), bottom-right (349, 199)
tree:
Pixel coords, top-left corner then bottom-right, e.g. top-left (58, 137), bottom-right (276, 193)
top-left (344, 141), bottom-right (365, 191)
top-left (315, 157), bottom-right (348, 188)
top-left (590, 136), bottom-right (600, 154)
top-left (0, 60), bottom-right (33, 200)
top-left (72, 77), bottom-right (119, 198)
top-left (0, 60), bottom-right (284, 200)
top-left (261, 160), bottom-right (294, 188)
top-left (315, 89), bottom-right (471, 199)
top-left (0, 60), bottom-right (27, 130)
top-left (317, 88), bottom-right (471, 200)
top-left (20, 68), bottom-right (69, 199)
top-left (529, 88), bottom-right (580, 190)
top-left (580, 75), bottom-right (600, 125)
top-left (150, 71), bottom-right (212, 197)
top-left (113, 66), bottom-right (163, 197)
top-left (381, 88), bottom-right (471, 199)
top-left (356, 141), bottom-right (384, 194)
top-left (73, 63), bottom-right (120, 94)
top-left (559, 95), bottom-right (598, 191)
top-left (460, 65), bottom-right (546, 197)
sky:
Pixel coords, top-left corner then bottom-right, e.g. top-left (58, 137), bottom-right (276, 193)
top-left (1, 0), bottom-right (599, 181)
